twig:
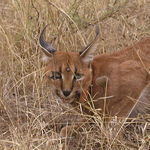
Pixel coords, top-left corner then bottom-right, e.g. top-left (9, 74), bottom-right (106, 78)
top-left (44, 0), bottom-right (129, 44)
top-left (45, 0), bottom-right (86, 46)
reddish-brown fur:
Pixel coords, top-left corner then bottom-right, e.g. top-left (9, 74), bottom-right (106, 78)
top-left (91, 38), bottom-right (150, 117)
top-left (39, 25), bottom-right (150, 118)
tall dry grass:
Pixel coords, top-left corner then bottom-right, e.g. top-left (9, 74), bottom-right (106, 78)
top-left (0, 0), bottom-right (150, 149)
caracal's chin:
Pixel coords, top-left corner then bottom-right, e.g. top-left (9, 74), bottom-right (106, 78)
top-left (61, 98), bottom-right (75, 104)
top-left (55, 89), bottom-right (81, 104)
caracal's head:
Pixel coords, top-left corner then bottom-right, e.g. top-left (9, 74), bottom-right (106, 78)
top-left (39, 25), bottom-right (99, 104)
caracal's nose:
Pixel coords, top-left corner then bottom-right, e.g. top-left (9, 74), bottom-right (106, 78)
top-left (63, 90), bottom-right (71, 97)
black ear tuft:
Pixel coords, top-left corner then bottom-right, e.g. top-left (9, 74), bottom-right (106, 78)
top-left (39, 24), bottom-right (57, 57)
top-left (79, 25), bottom-right (100, 64)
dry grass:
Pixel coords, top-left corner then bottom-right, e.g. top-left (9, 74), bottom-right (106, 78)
top-left (0, 0), bottom-right (150, 149)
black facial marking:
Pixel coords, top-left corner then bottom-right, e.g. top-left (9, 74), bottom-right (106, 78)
top-left (50, 72), bottom-right (62, 80)
top-left (75, 91), bottom-right (81, 100)
top-left (55, 89), bottom-right (60, 97)
top-left (74, 73), bottom-right (83, 80)
top-left (75, 67), bottom-right (77, 73)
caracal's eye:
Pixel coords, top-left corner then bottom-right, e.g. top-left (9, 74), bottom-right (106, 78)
top-left (50, 72), bottom-right (62, 80)
top-left (74, 73), bottom-right (83, 80)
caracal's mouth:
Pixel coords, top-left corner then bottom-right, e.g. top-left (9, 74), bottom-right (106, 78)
top-left (55, 89), bottom-right (81, 104)
top-left (62, 98), bottom-right (74, 104)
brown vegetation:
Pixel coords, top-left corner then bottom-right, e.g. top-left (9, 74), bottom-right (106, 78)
top-left (0, 0), bottom-right (150, 149)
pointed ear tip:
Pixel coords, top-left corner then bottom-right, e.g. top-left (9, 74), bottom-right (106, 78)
top-left (43, 24), bottom-right (50, 30)
top-left (39, 24), bottom-right (57, 55)
top-left (39, 24), bottom-right (50, 39)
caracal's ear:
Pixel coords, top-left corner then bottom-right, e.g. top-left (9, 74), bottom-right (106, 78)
top-left (79, 25), bottom-right (100, 64)
top-left (39, 24), bottom-right (57, 62)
